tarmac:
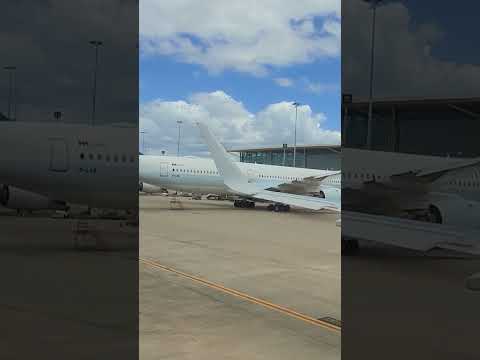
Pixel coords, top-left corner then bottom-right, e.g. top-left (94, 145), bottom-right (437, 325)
top-left (139, 194), bottom-right (341, 360)
top-left (0, 212), bottom-right (138, 359)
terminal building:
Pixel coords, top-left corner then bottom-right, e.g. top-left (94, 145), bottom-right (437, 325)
top-left (229, 144), bottom-right (341, 170)
top-left (342, 96), bottom-right (480, 157)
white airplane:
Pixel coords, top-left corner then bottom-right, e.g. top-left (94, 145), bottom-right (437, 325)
top-left (140, 139), bottom-right (341, 212)
top-left (195, 122), bottom-right (341, 212)
top-left (0, 121), bottom-right (138, 210)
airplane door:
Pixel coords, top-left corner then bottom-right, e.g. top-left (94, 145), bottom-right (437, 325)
top-left (49, 138), bottom-right (69, 172)
top-left (159, 162), bottom-right (170, 177)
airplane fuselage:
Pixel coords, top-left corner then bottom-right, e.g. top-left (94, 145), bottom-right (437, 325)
top-left (0, 122), bottom-right (138, 209)
top-left (139, 155), bottom-right (337, 195)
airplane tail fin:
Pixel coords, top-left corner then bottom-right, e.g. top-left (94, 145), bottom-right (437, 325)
top-left (197, 122), bottom-right (258, 195)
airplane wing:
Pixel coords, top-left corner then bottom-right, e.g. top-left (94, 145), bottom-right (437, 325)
top-left (345, 156), bottom-right (480, 211)
top-left (253, 190), bottom-right (340, 211)
top-left (273, 172), bottom-right (340, 194)
top-left (197, 122), bottom-right (340, 211)
top-left (342, 211), bottom-right (480, 255)
top-left (391, 157), bottom-right (480, 184)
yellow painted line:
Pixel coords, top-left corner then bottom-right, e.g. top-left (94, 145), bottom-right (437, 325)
top-left (140, 257), bottom-right (341, 333)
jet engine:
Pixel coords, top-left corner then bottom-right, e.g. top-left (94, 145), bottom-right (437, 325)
top-left (139, 182), bottom-right (164, 194)
top-left (427, 195), bottom-right (480, 226)
top-left (0, 185), bottom-right (67, 211)
top-left (318, 187), bottom-right (341, 204)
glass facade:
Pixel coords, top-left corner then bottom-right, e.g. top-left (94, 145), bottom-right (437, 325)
top-left (343, 99), bottom-right (480, 157)
top-left (237, 147), bottom-right (340, 170)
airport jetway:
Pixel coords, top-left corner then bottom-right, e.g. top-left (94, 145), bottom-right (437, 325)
top-left (342, 211), bottom-right (480, 256)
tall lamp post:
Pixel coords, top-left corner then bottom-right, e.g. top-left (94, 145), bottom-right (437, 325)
top-left (4, 66), bottom-right (16, 120)
top-left (292, 102), bottom-right (302, 167)
top-left (140, 130), bottom-right (148, 154)
top-left (363, 0), bottom-right (382, 149)
top-left (89, 40), bottom-right (103, 126)
top-left (303, 119), bottom-right (307, 168)
top-left (176, 120), bottom-right (183, 156)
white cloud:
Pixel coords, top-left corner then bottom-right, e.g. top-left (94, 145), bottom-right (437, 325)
top-left (140, 0), bottom-right (340, 75)
top-left (274, 77), bottom-right (294, 87)
top-left (303, 78), bottom-right (339, 94)
top-left (139, 90), bottom-right (340, 156)
top-left (343, 1), bottom-right (480, 99)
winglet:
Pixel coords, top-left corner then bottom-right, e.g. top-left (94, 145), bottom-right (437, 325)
top-left (197, 122), bottom-right (258, 195)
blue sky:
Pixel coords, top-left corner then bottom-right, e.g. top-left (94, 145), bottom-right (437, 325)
top-left (139, 0), bottom-right (341, 156)
top-left (140, 56), bottom-right (340, 131)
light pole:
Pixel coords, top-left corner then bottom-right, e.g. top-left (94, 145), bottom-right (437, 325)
top-left (364, 0), bottom-right (382, 149)
top-left (89, 40), bottom-right (103, 126)
top-left (303, 119), bottom-right (307, 168)
top-left (176, 120), bottom-right (183, 156)
top-left (140, 130), bottom-right (148, 154)
top-left (4, 66), bottom-right (16, 120)
top-left (292, 102), bottom-right (301, 167)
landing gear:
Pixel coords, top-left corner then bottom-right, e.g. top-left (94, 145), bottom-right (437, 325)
top-left (234, 199), bottom-right (255, 208)
top-left (268, 203), bottom-right (290, 212)
top-left (342, 238), bottom-right (359, 255)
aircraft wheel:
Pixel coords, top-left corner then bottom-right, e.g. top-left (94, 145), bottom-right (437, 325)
top-left (273, 204), bottom-right (282, 212)
top-left (282, 204), bottom-right (290, 212)
top-left (267, 204), bottom-right (274, 211)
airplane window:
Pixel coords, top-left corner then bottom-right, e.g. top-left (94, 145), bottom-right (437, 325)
top-left (130, 155), bottom-right (134, 163)
top-left (89, 154), bottom-right (94, 160)
top-left (97, 154), bottom-right (102, 160)
top-left (122, 155), bottom-right (126, 162)
top-left (114, 155), bottom-right (118, 162)
top-left (172, 169), bottom-right (175, 171)
top-left (80, 153), bottom-right (85, 159)
top-left (106, 155), bottom-right (110, 162)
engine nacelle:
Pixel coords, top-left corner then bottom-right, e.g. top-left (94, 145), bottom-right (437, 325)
top-left (318, 187), bottom-right (341, 204)
top-left (139, 182), bottom-right (164, 194)
top-left (0, 185), bottom-right (67, 211)
top-left (428, 195), bottom-right (480, 227)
